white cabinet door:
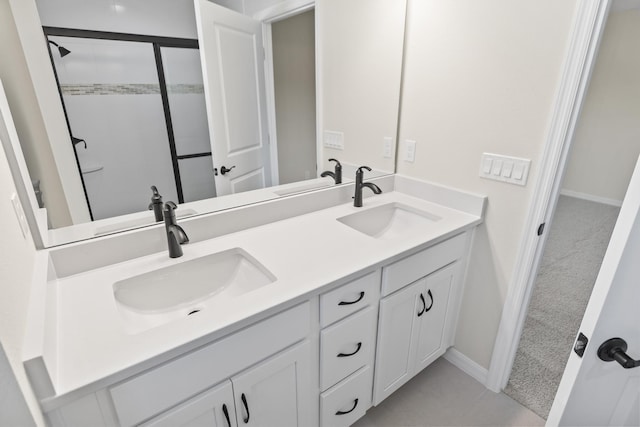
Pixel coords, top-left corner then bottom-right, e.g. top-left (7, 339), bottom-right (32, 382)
top-left (142, 381), bottom-right (237, 427)
top-left (231, 340), bottom-right (313, 427)
top-left (414, 263), bottom-right (455, 373)
top-left (374, 262), bottom-right (458, 405)
top-left (373, 279), bottom-right (423, 405)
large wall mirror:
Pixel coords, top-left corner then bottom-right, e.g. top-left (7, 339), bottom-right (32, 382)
top-left (3, 0), bottom-right (407, 247)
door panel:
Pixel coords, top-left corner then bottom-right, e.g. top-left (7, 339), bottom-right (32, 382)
top-left (414, 263), bottom-right (454, 372)
top-left (142, 380), bottom-right (237, 427)
top-left (230, 169), bottom-right (265, 194)
top-left (195, 0), bottom-right (271, 196)
top-left (231, 341), bottom-right (312, 427)
top-left (548, 156), bottom-right (640, 426)
top-left (373, 279), bottom-right (422, 405)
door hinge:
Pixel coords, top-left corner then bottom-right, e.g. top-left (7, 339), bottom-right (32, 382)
top-left (537, 222), bottom-right (545, 236)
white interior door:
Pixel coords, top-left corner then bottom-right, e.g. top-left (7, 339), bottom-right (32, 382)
top-left (194, 0), bottom-right (272, 196)
top-left (547, 155), bottom-right (640, 426)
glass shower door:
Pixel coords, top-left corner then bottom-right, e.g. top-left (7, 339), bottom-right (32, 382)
top-left (160, 46), bottom-right (215, 203)
top-left (50, 36), bottom-right (179, 220)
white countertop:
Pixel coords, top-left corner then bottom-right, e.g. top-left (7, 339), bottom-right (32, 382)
top-left (26, 178), bottom-right (485, 407)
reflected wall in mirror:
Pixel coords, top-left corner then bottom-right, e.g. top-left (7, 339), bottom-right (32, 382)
top-left (4, 0), bottom-right (406, 247)
top-left (319, 0), bottom-right (406, 177)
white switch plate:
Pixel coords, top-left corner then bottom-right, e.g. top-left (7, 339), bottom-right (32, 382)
top-left (404, 139), bottom-right (416, 163)
top-left (323, 130), bottom-right (344, 150)
top-left (11, 193), bottom-right (29, 238)
top-left (479, 153), bottom-right (531, 186)
top-left (383, 137), bottom-right (393, 158)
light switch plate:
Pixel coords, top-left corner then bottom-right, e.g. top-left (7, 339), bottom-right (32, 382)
top-left (404, 140), bottom-right (416, 163)
top-left (11, 193), bottom-right (29, 238)
top-left (383, 137), bottom-right (393, 158)
top-left (323, 130), bottom-right (344, 150)
top-left (479, 153), bottom-right (531, 186)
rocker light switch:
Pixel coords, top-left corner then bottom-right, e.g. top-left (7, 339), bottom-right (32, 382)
top-left (323, 130), bottom-right (344, 150)
top-left (482, 158), bottom-right (493, 174)
top-left (479, 153), bottom-right (531, 186)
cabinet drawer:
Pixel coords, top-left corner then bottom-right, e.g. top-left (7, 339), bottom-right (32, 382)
top-left (320, 270), bottom-right (380, 327)
top-left (110, 302), bottom-right (310, 427)
top-left (320, 366), bottom-right (373, 427)
top-left (321, 306), bottom-right (377, 390)
top-left (382, 233), bottom-right (466, 296)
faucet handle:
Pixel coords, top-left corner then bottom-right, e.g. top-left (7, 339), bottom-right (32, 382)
top-left (357, 166), bottom-right (372, 175)
top-left (164, 201), bottom-right (178, 212)
top-left (329, 158), bottom-right (342, 167)
top-left (149, 186), bottom-right (162, 206)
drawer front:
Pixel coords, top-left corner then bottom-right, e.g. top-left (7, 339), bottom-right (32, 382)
top-left (320, 366), bottom-right (373, 427)
top-left (382, 233), bottom-right (466, 296)
top-left (321, 306), bottom-right (377, 390)
top-left (320, 270), bottom-right (380, 327)
top-left (110, 302), bottom-right (310, 427)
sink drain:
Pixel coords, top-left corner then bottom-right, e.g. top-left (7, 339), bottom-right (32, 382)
top-left (187, 308), bottom-right (201, 316)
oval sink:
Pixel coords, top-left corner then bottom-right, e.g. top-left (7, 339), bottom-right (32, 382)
top-left (113, 248), bottom-right (276, 333)
top-left (337, 202), bottom-right (441, 239)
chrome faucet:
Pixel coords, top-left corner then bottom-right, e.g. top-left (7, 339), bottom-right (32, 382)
top-left (354, 166), bottom-right (382, 207)
top-left (163, 202), bottom-right (189, 258)
top-left (320, 158), bottom-right (342, 184)
top-left (148, 185), bottom-right (163, 222)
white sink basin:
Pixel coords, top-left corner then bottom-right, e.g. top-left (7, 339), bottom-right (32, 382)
top-left (337, 203), bottom-right (441, 239)
top-left (113, 248), bottom-right (276, 333)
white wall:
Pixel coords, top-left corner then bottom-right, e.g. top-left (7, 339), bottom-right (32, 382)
top-left (0, 124), bottom-right (44, 424)
top-left (562, 9), bottom-right (640, 204)
top-left (273, 10), bottom-right (316, 184)
top-left (397, 0), bottom-right (579, 368)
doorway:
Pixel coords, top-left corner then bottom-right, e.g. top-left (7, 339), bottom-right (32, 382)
top-left (504, 4), bottom-right (640, 419)
top-left (270, 9), bottom-right (317, 185)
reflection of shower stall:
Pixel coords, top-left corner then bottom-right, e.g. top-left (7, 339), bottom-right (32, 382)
top-left (45, 28), bottom-right (214, 221)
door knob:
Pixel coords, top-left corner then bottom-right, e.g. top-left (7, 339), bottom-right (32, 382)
top-left (598, 338), bottom-right (640, 369)
top-left (220, 165), bottom-right (236, 175)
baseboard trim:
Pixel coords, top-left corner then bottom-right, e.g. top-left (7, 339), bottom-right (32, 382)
top-left (444, 348), bottom-right (489, 387)
top-left (560, 189), bottom-right (622, 207)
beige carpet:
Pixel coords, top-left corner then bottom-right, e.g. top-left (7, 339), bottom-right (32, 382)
top-left (504, 195), bottom-right (620, 419)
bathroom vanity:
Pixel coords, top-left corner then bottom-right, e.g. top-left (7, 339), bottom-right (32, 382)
top-left (22, 175), bottom-right (485, 427)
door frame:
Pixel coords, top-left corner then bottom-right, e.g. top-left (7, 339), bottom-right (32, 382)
top-left (254, 0), bottom-right (316, 186)
top-left (485, 0), bottom-right (612, 392)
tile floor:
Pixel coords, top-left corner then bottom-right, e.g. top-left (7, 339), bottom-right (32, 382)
top-left (354, 358), bottom-right (545, 427)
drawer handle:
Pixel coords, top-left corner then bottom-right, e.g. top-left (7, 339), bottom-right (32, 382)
top-left (424, 289), bottom-right (434, 313)
top-left (338, 291), bottom-right (365, 306)
top-left (222, 403), bottom-right (231, 427)
top-left (337, 342), bottom-right (362, 358)
top-left (241, 393), bottom-right (250, 423)
top-left (335, 398), bottom-right (359, 416)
